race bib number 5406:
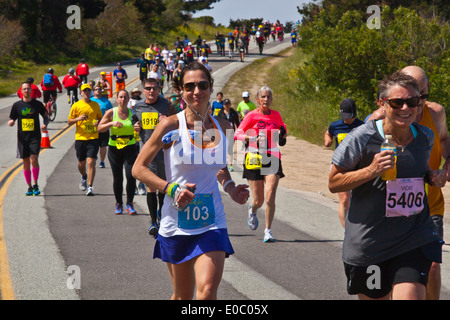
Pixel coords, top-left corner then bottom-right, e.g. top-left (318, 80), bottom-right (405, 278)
top-left (386, 178), bottom-right (424, 217)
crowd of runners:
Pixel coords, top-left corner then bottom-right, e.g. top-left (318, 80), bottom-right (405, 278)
top-left (7, 19), bottom-right (450, 301)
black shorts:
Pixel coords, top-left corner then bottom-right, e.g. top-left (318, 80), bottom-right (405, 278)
top-left (75, 139), bottom-right (99, 161)
top-left (17, 138), bottom-right (41, 159)
top-left (43, 90), bottom-right (57, 103)
top-left (344, 244), bottom-right (441, 299)
top-left (242, 153), bottom-right (285, 181)
top-left (98, 131), bottom-right (110, 148)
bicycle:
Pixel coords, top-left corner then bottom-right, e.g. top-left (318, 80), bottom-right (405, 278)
top-left (69, 89), bottom-right (78, 107)
top-left (46, 96), bottom-right (57, 122)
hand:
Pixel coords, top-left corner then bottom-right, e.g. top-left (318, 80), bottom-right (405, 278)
top-left (41, 124), bottom-right (47, 131)
top-left (79, 114), bottom-right (87, 121)
top-left (228, 184), bottom-right (250, 204)
top-left (174, 183), bottom-right (196, 210)
top-left (134, 121), bottom-right (141, 133)
top-left (113, 121), bottom-right (123, 128)
top-left (367, 150), bottom-right (396, 176)
top-left (429, 169), bottom-right (447, 188)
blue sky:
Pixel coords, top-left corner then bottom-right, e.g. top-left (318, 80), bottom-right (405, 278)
top-left (192, 0), bottom-right (310, 26)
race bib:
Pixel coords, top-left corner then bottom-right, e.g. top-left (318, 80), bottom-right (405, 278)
top-left (84, 120), bottom-right (96, 133)
top-left (386, 178), bottom-right (425, 217)
top-left (22, 118), bottom-right (34, 131)
top-left (142, 112), bottom-right (158, 130)
top-left (178, 194), bottom-right (215, 229)
top-left (337, 133), bottom-right (348, 145)
top-left (245, 152), bottom-right (262, 170)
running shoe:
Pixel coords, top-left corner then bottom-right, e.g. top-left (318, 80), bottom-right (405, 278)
top-left (115, 203), bottom-right (123, 215)
top-left (263, 229), bottom-right (274, 243)
top-left (86, 186), bottom-right (94, 196)
top-left (32, 184), bottom-right (40, 196)
top-left (228, 165), bottom-right (234, 172)
top-left (148, 222), bottom-right (159, 238)
top-left (79, 177), bottom-right (87, 191)
top-left (99, 161), bottom-right (105, 168)
top-left (26, 186), bottom-right (33, 196)
top-left (126, 202), bottom-right (136, 215)
top-left (247, 204), bottom-right (258, 230)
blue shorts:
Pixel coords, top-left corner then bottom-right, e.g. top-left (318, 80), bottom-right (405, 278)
top-left (153, 229), bottom-right (234, 264)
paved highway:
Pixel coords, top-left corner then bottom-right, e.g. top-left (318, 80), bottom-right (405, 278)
top-left (1, 35), bottom-right (449, 304)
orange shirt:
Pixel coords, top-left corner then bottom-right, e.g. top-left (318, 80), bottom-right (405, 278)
top-left (419, 103), bottom-right (444, 216)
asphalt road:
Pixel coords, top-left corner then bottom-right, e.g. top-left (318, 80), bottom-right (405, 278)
top-left (1, 35), bottom-right (450, 305)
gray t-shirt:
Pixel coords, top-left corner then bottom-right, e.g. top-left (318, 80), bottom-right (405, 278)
top-left (332, 120), bottom-right (439, 266)
top-left (133, 97), bottom-right (170, 160)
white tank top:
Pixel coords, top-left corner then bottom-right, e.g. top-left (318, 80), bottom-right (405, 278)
top-left (159, 110), bottom-right (229, 237)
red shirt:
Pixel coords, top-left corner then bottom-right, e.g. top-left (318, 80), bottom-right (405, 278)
top-left (76, 63), bottom-right (89, 76)
top-left (17, 84), bottom-right (42, 99)
top-left (62, 74), bottom-right (81, 88)
top-left (40, 74), bottom-right (62, 92)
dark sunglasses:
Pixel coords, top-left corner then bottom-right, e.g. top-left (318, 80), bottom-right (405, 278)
top-left (183, 81), bottom-right (210, 92)
top-left (383, 97), bottom-right (420, 109)
top-left (144, 86), bottom-right (159, 91)
top-left (419, 93), bottom-right (429, 100)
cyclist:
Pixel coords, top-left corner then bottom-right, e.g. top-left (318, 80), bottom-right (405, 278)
top-left (76, 59), bottom-right (89, 84)
top-left (62, 68), bottom-right (82, 104)
top-left (40, 68), bottom-right (62, 107)
top-left (17, 77), bottom-right (41, 100)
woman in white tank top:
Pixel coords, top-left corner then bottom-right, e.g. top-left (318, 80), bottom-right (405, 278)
top-left (132, 62), bottom-right (249, 300)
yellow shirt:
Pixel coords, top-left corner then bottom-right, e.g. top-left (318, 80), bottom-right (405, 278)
top-left (68, 100), bottom-right (103, 140)
top-left (419, 103), bottom-right (444, 216)
top-left (145, 48), bottom-right (155, 61)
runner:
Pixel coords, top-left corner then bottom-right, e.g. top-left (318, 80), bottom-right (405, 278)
top-left (98, 90), bottom-right (138, 215)
top-left (62, 68), bottom-right (81, 104)
top-left (96, 72), bottom-right (111, 97)
top-left (211, 92), bottom-right (224, 116)
top-left (227, 33), bottom-right (235, 59)
top-left (67, 84), bottom-right (103, 196)
top-left (132, 78), bottom-right (171, 237)
top-left (165, 53), bottom-right (175, 89)
top-left (238, 36), bottom-right (246, 62)
top-left (366, 66), bottom-right (450, 300)
top-left (137, 53), bottom-right (151, 86)
top-left (9, 82), bottom-right (49, 196)
top-left (113, 63), bottom-right (127, 94)
top-left (236, 91), bottom-right (256, 120)
top-left (234, 86), bottom-right (287, 242)
top-left (131, 61), bottom-right (249, 300)
top-left (183, 42), bottom-right (195, 64)
top-left (323, 98), bottom-right (364, 227)
top-left (329, 71), bottom-right (445, 300)
top-left (216, 98), bottom-right (240, 172)
top-left (91, 84), bottom-right (113, 169)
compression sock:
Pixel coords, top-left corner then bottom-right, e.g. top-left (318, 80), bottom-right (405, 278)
top-left (31, 166), bottom-right (40, 183)
top-left (147, 192), bottom-right (158, 224)
top-left (157, 192), bottom-right (165, 213)
top-left (23, 169), bottom-right (32, 185)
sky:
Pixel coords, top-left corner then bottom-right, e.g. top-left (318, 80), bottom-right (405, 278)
top-left (192, 0), bottom-right (311, 26)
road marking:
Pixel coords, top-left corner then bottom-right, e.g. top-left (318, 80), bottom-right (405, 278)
top-left (222, 256), bottom-right (300, 300)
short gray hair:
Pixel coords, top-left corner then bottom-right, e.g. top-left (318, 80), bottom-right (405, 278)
top-left (378, 71), bottom-right (419, 99)
top-left (256, 85), bottom-right (273, 99)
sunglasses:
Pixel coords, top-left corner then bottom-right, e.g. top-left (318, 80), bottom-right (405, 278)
top-left (183, 81), bottom-right (210, 92)
top-left (144, 86), bottom-right (159, 91)
top-left (383, 97), bottom-right (420, 109)
top-left (419, 93), bottom-right (429, 100)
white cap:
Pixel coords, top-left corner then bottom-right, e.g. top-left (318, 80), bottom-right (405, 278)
top-left (242, 91), bottom-right (250, 98)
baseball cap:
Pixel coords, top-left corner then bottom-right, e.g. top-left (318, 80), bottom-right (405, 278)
top-left (81, 83), bottom-right (92, 91)
top-left (223, 99), bottom-right (231, 105)
top-left (100, 71), bottom-right (106, 75)
top-left (340, 98), bottom-right (357, 119)
top-left (242, 91), bottom-right (250, 98)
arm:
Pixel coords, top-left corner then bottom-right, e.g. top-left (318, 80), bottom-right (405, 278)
top-left (324, 130), bottom-right (333, 147)
top-left (428, 102), bottom-right (450, 180)
top-left (97, 109), bottom-right (117, 133)
top-left (328, 149), bottom-right (395, 193)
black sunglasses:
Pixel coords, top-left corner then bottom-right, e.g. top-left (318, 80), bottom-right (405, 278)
top-left (183, 81), bottom-right (210, 92)
top-left (419, 93), bottom-right (429, 100)
top-left (144, 86), bottom-right (159, 91)
top-left (383, 97), bottom-right (420, 109)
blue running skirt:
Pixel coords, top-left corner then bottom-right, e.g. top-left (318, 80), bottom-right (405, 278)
top-left (153, 229), bottom-right (234, 264)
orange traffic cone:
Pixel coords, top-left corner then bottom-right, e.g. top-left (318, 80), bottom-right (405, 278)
top-left (41, 129), bottom-right (51, 148)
